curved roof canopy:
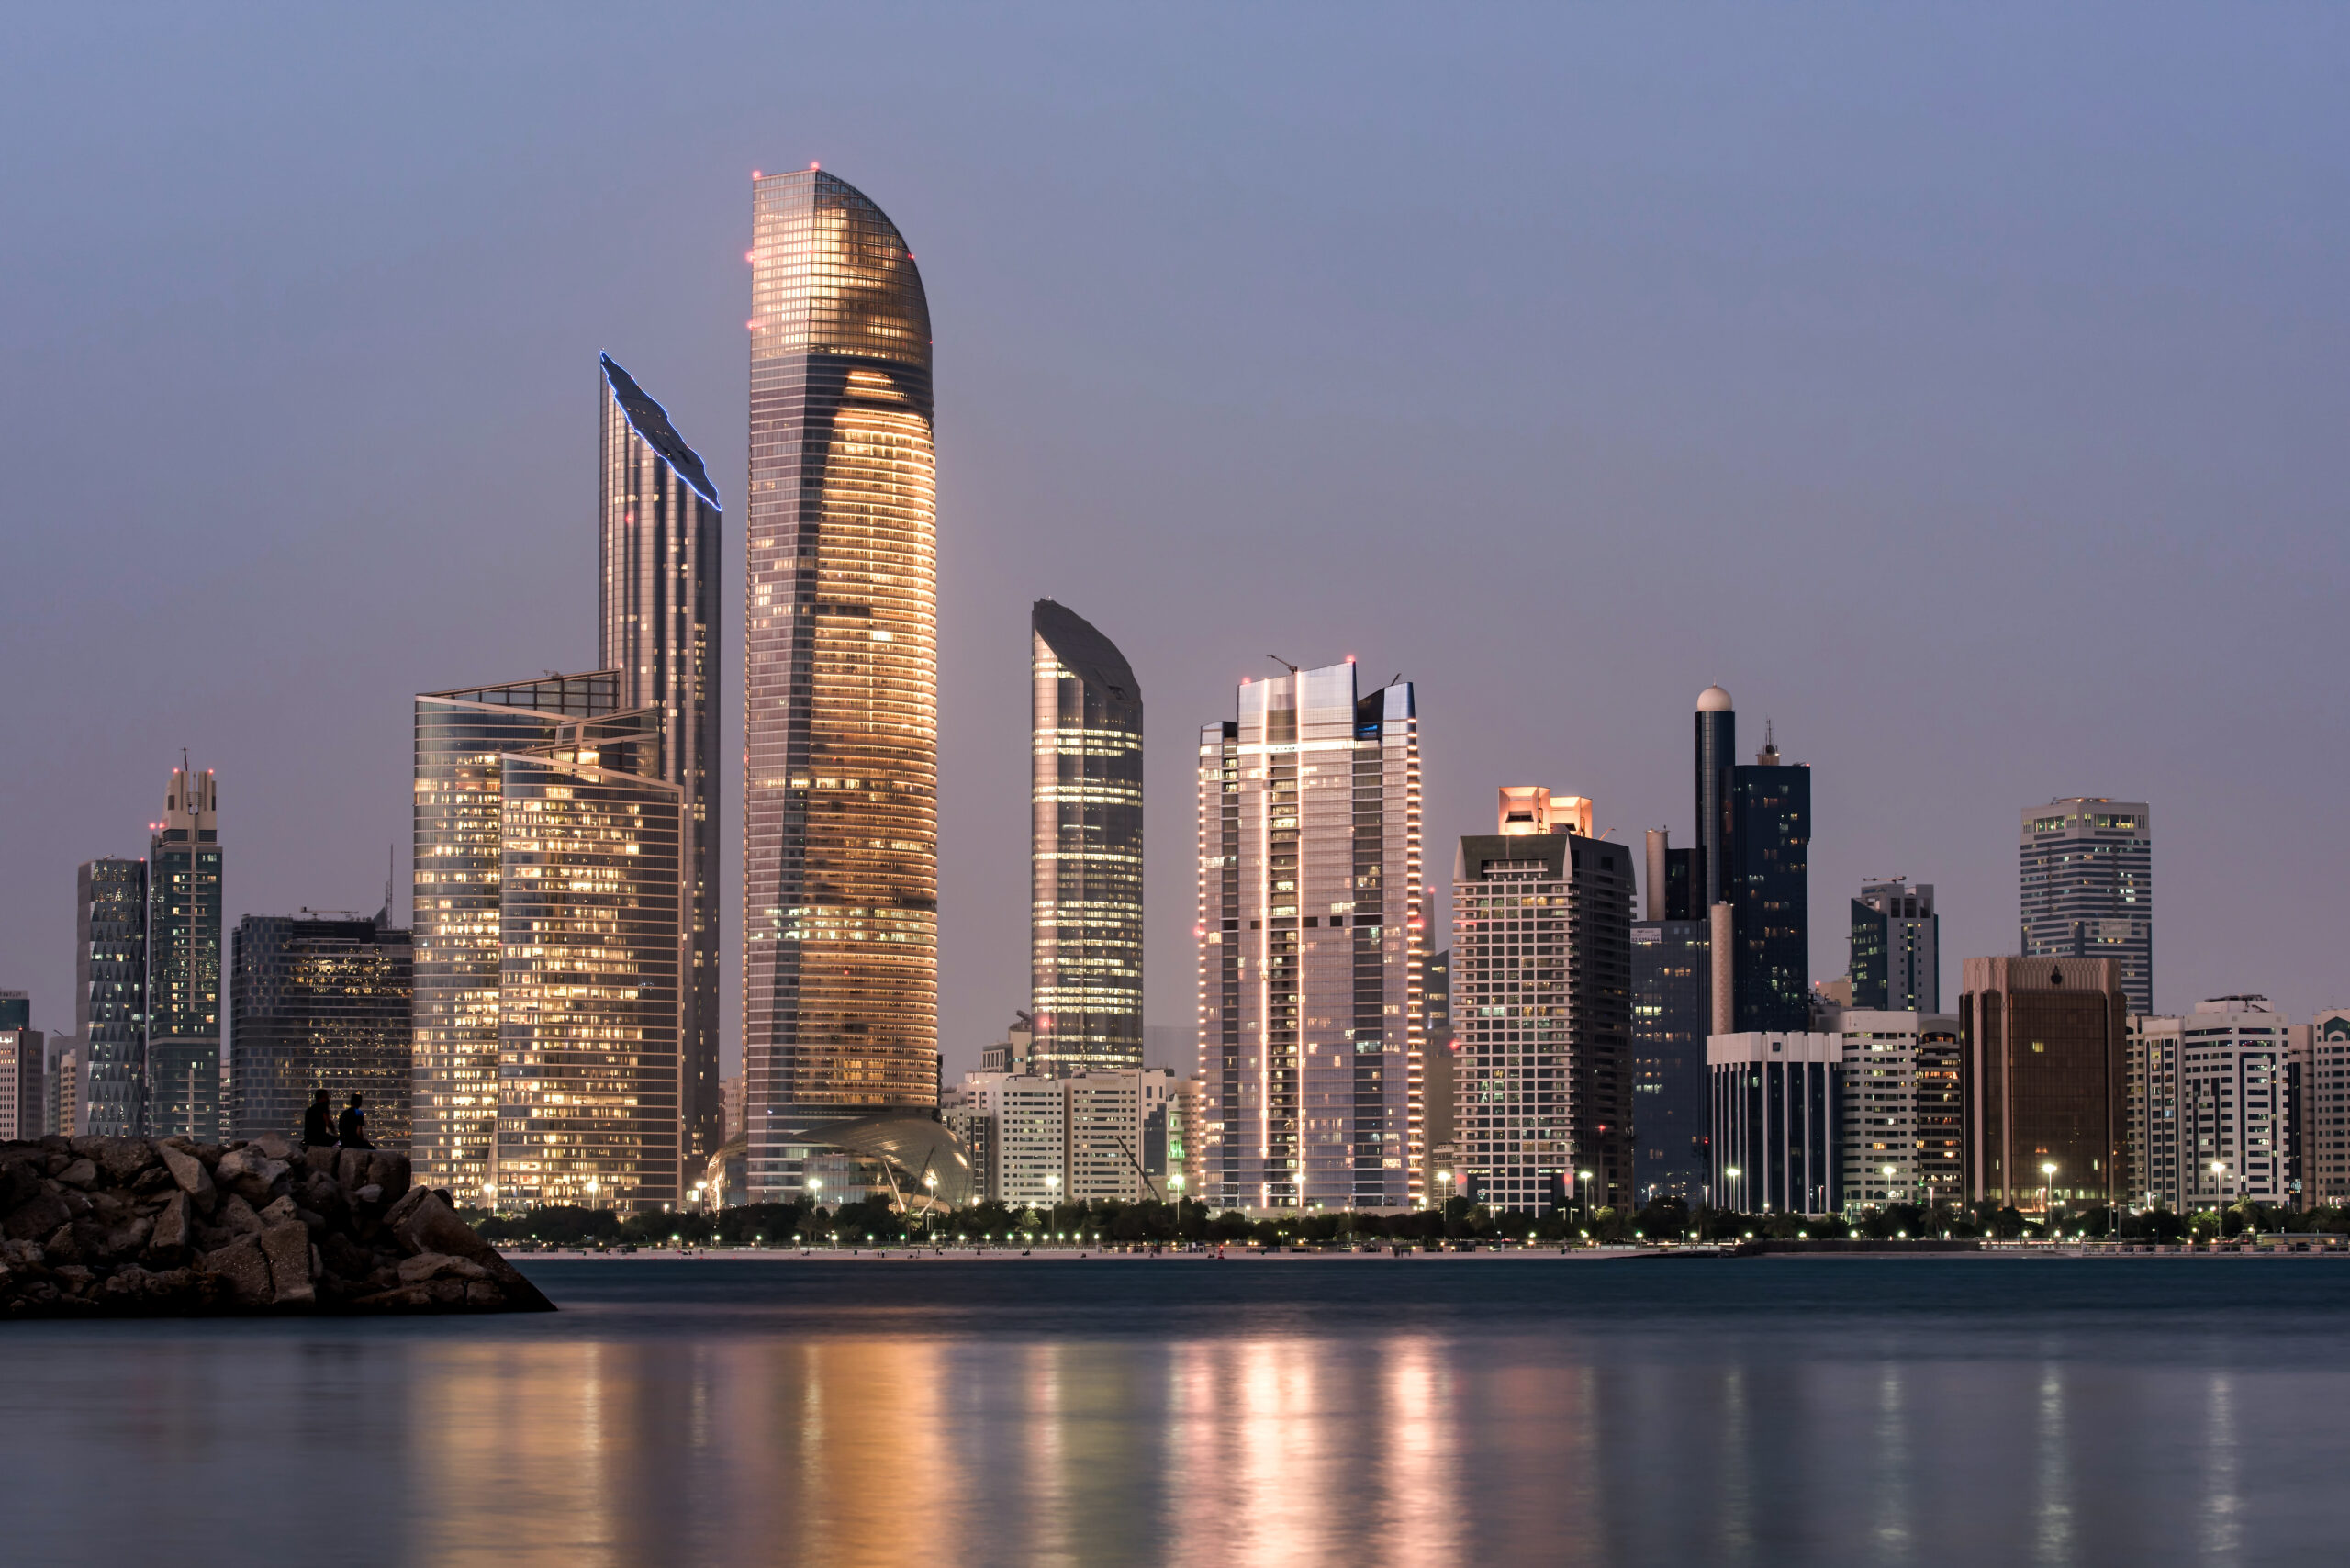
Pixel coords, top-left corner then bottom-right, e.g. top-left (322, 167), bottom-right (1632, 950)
top-left (1034, 599), bottom-right (1140, 704)
top-left (600, 353), bottom-right (720, 509)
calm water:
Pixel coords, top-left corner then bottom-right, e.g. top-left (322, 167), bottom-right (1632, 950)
top-left (2, 1255), bottom-right (2344, 1567)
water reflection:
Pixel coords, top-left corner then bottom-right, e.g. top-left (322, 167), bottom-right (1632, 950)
top-left (7, 1273), bottom-right (2350, 1568)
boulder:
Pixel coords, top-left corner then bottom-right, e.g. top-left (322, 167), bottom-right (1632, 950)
top-left (3, 1189), bottom-right (71, 1242)
top-left (147, 1189), bottom-right (192, 1256)
top-left (217, 1193), bottom-right (264, 1238)
top-left (200, 1237), bottom-right (276, 1305)
top-left (91, 1137), bottom-right (159, 1184)
top-left (257, 1223), bottom-right (315, 1305)
top-left (56, 1159), bottom-right (98, 1189)
top-left (386, 1188), bottom-right (555, 1311)
top-left (157, 1143), bottom-right (213, 1199)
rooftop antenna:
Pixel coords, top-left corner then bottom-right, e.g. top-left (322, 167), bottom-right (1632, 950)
top-left (1267, 655), bottom-right (1299, 675)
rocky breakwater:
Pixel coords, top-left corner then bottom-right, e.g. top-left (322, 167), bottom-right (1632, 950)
top-left (0, 1134), bottom-right (554, 1316)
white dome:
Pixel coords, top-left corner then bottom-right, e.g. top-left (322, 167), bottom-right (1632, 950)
top-left (1697, 684), bottom-right (1734, 712)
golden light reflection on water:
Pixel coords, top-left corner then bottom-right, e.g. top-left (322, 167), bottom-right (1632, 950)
top-left (406, 1333), bottom-right (1509, 1568)
top-left (386, 1322), bottom-right (2317, 1568)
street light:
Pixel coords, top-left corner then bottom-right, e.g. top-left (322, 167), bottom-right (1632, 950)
top-left (2042, 1162), bottom-right (2058, 1242)
top-left (1577, 1169), bottom-right (1594, 1231)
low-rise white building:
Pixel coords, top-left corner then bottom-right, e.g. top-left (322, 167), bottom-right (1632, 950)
top-left (1836, 1010), bottom-right (1963, 1213)
top-left (948, 1068), bottom-right (1177, 1208)
top-left (2130, 997), bottom-right (2293, 1211)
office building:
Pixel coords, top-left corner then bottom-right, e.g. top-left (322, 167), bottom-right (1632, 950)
top-left (43, 1036), bottom-right (81, 1137)
top-left (600, 353), bottom-right (723, 1183)
top-left (1708, 1031), bottom-right (1842, 1215)
top-left (952, 1067), bottom-right (1177, 1207)
top-left (2020, 799), bottom-right (2152, 1014)
top-left (1960, 956), bottom-right (2126, 1214)
top-left (146, 767), bottom-right (223, 1141)
top-left (2296, 1010), bottom-right (2350, 1207)
top-left (1452, 788), bottom-right (1635, 1215)
top-left (1030, 599), bottom-right (1145, 1077)
top-left (1851, 880), bottom-right (1939, 1013)
top-left (77, 857), bottom-right (147, 1137)
top-left (0, 1006), bottom-right (42, 1141)
top-left (1687, 689), bottom-right (1811, 1033)
top-left (1836, 1010), bottom-right (1962, 1212)
top-left (1727, 727), bottom-right (1811, 1032)
top-left (413, 674), bottom-right (682, 1211)
top-left (1631, 834), bottom-right (1711, 1203)
top-left (1422, 947), bottom-right (1459, 1203)
top-left (2130, 998), bottom-right (2292, 1212)
top-left (980, 1013), bottom-right (1036, 1075)
top-left (229, 912), bottom-right (414, 1146)
top-left (744, 167), bottom-right (940, 1200)
top-left (1197, 660), bottom-right (1422, 1212)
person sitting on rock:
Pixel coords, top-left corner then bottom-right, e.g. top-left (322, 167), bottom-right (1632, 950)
top-left (303, 1088), bottom-right (336, 1149)
top-left (337, 1092), bottom-right (375, 1150)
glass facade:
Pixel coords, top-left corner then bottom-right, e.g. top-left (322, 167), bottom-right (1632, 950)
top-left (146, 767), bottom-right (222, 1140)
top-left (1631, 917), bottom-right (1711, 1202)
top-left (2020, 799), bottom-right (2152, 1015)
top-left (600, 353), bottom-right (722, 1186)
top-left (495, 745), bottom-right (681, 1211)
top-left (76, 857), bottom-right (147, 1137)
top-left (1196, 663), bottom-right (1422, 1212)
top-left (413, 673), bottom-right (621, 1202)
top-left (744, 168), bottom-right (939, 1196)
top-left (1851, 880), bottom-right (1939, 1013)
top-left (1728, 746), bottom-right (1811, 1032)
top-left (229, 913), bottom-right (414, 1145)
top-left (1030, 599), bottom-right (1143, 1077)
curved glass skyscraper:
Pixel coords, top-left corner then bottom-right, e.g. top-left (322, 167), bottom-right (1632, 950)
top-left (599, 353), bottom-right (721, 1183)
top-left (744, 168), bottom-right (938, 1197)
top-left (1030, 599), bottom-right (1143, 1076)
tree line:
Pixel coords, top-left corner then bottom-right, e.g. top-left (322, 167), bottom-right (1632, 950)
top-left (468, 1193), bottom-right (2350, 1249)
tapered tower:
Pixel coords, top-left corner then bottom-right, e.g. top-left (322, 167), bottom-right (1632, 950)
top-left (743, 167), bottom-right (938, 1198)
top-left (599, 353), bottom-right (721, 1188)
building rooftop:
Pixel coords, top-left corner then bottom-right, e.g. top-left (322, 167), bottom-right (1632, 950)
top-left (599, 353), bottom-right (720, 510)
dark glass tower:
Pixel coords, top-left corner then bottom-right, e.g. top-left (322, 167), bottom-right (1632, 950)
top-left (77, 857), bottom-right (147, 1137)
top-left (1695, 686), bottom-right (1734, 908)
top-left (1630, 917), bottom-right (1711, 1201)
top-left (1728, 731), bottom-right (1811, 1032)
top-left (146, 767), bottom-right (222, 1140)
top-left (744, 168), bottom-right (938, 1198)
top-left (1030, 599), bottom-right (1143, 1076)
top-left (1850, 880), bottom-right (1939, 1012)
top-left (599, 353), bottom-right (722, 1185)
top-left (230, 912), bottom-right (414, 1145)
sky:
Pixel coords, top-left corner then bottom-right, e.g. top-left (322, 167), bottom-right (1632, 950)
top-left (2, 6), bottom-right (2344, 1079)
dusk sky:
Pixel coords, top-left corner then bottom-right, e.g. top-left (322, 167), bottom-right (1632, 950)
top-left (4, 6), bottom-right (2344, 1078)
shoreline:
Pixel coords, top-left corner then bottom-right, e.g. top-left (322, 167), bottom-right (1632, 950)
top-left (508, 1242), bottom-right (2350, 1262)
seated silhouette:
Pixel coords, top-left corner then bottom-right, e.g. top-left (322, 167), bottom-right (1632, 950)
top-left (337, 1092), bottom-right (375, 1150)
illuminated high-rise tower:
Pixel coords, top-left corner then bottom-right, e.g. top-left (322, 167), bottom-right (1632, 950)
top-left (1196, 661), bottom-right (1422, 1212)
top-left (599, 353), bottom-right (721, 1186)
top-left (147, 767), bottom-right (222, 1140)
top-left (744, 167), bottom-right (939, 1198)
top-left (1030, 599), bottom-right (1143, 1077)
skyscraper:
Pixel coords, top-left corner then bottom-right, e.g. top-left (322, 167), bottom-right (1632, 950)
top-left (229, 911), bottom-right (414, 1146)
top-left (1452, 788), bottom-right (1635, 1215)
top-left (1727, 728), bottom-right (1811, 1032)
top-left (412, 674), bottom-right (683, 1210)
top-left (76, 857), bottom-right (145, 1137)
top-left (146, 767), bottom-right (222, 1140)
top-left (744, 167), bottom-right (939, 1200)
top-left (1850, 879), bottom-right (1939, 1013)
top-left (1632, 833), bottom-right (1711, 1204)
top-left (600, 353), bottom-right (722, 1182)
top-left (1030, 599), bottom-right (1144, 1077)
top-left (2020, 799), bottom-right (2152, 1014)
top-left (1197, 660), bottom-right (1422, 1212)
